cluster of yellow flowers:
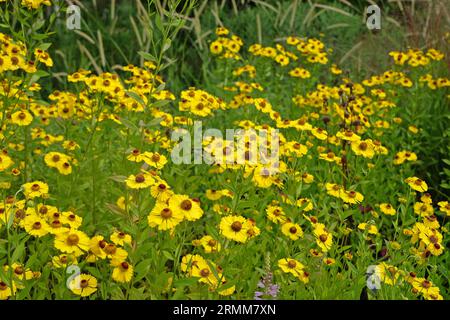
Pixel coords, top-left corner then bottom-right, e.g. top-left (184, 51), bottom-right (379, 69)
top-left (181, 254), bottom-right (235, 296)
top-left (374, 263), bottom-right (443, 300)
top-left (389, 48), bottom-right (444, 67)
top-left (0, 181), bottom-right (135, 298)
top-left (0, 0), bottom-right (50, 9)
top-left (179, 88), bottom-right (225, 117)
top-left (209, 27), bottom-right (243, 60)
top-left (0, 33), bottom-right (52, 74)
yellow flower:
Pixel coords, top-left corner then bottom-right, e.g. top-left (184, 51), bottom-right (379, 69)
top-left (169, 194), bottom-right (203, 221)
top-left (205, 189), bottom-right (223, 201)
top-left (219, 215), bottom-right (249, 243)
top-left (0, 281), bottom-right (16, 300)
top-left (199, 235), bottom-right (221, 253)
top-left (110, 231), bottom-right (132, 246)
top-left (0, 154), bottom-right (14, 171)
top-left (251, 166), bottom-right (277, 188)
top-left (351, 139), bottom-right (375, 158)
top-left (215, 27), bottom-right (229, 36)
top-left (69, 274), bottom-right (97, 297)
top-left (191, 260), bottom-right (221, 287)
top-left (278, 258), bottom-right (309, 283)
top-left (54, 230), bottom-right (90, 256)
top-left (376, 263), bottom-right (401, 285)
top-left (408, 125), bottom-right (419, 134)
top-left (148, 202), bottom-right (184, 231)
top-left (143, 152), bottom-right (168, 169)
top-left (11, 110), bottom-right (33, 126)
top-left (281, 222), bottom-right (303, 240)
top-left (311, 127), bottom-right (328, 140)
top-left (413, 202), bottom-right (433, 217)
top-left (266, 205), bottom-right (286, 224)
top-left (340, 190), bottom-right (364, 204)
top-left (314, 224), bottom-right (333, 252)
top-left (405, 177), bottom-right (428, 192)
top-left (325, 183), bottom-right (344, 198)
top-left (150, 181), bottom-right (173, 202)
top-left (358, 223), bottom-right (378, 235)
top-left (125, 172), bottom-right (155, 189)
top-left (112, 261), bottom-right (134, 283)
top-left (23, 181), bottom-right (49, 199)
top-left (336, 130), bottom-right (360, 142)
top-left (52, 254), bottom-right (77, 268)
top-left (379, 203), bottom-right (396, 215)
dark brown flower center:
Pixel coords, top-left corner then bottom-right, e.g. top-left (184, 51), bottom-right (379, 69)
top-left (135, 174), bottom-right (145, 183)
top-left (80, 279), bottom-right (89, 288)
top-left (287, 260), bottom-right (296, 268)
top-left (39, 206), bottom-right (48, 214)
top-left (14, 266), bottom-right (24, 275)
top-left (67, 234), bottom-right (79, 246)
top-left (33, 221), bottom-right (42, 230)
top-left (359, 142), bottom-right (368, 150)
top-left (200, 268), bottom-right (210, 277)
top-left (104, 244), bottom-right (117, 255)
top-left (231, 221), bottom-right (242, 232)
top-left (180, 200), bottom-right (192, 211)
top-left (151, 154), bottom-right (160, 162)
top-left (161, 208), bottom-right (172, 219)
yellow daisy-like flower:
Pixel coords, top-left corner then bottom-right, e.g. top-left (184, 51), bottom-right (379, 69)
top-left (54, 230), bottom-right (90, 256)
top-left (112, 261), bottom-right (134, 283)
top-left (143, 152), bottom-right (168, 169)
top-left (219, 215), bottom-right (249, 243)
top-left (278, 258), bottom-right (309, 283)
top-left (11, 110), bottom-right (33, 126)
top-left (22, 214), bottom-right (49, 237)
top-left (314, 224), bottom-right (333, 252)
top-left (125, 172), bottom-right (155, 189)
top-left (358, 223), bottom-right (378, 235)
top-left (0, 154), bottom-right (14, 172)
top-left (281, 222), bottom-right (303, 240)
top-left (437, 201), bottom-right (450, 216)
top-left (148, 202), bottom-right (184, 231)
top-left (405, 177), bottom-right (428, 192)
top-left (205, 189), bottom-right (223, 201)
top-left (340, 190), bottom-right (364, 204)
top-left (52, 254), bottom-right (78, 268)
top-left (266, 205), bottom-right (286, 224)
top-left (199, 235), bottom-right (221, 253)
top-left (150, 181), bottom-right (173, 202)
top-left (169, 194), bottom-right (203, 221)
top-left (0, 281), bottom-right (16, 300)
top-left (22, 181), bottom-right (49, 199)
top-left (110, 231), bottom-right (132, 246)
top-left (69, 274), bottom-right (97, 297)
top-left (379, 203), bottom-right (396, 215)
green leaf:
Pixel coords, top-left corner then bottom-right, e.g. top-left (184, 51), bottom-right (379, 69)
top-left (162, 250), bottom-right (174, 261)
top-left (138, 51), bottom-right (157, 63)
top-left (12, 243), bottom-right (25, 263)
